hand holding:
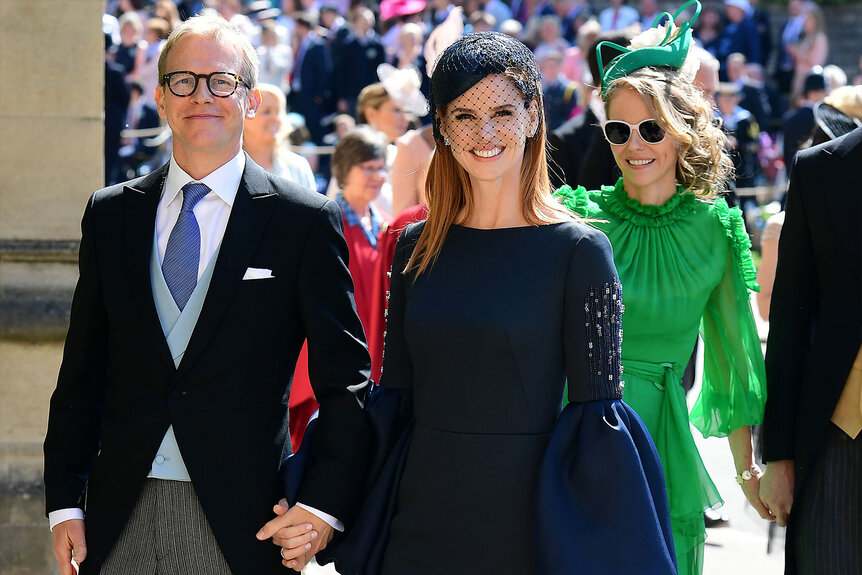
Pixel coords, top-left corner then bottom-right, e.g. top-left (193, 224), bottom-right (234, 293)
top-left (257, 499), bottom-right (334, 572)
top-left (52, 519), bottom-right (87, 575)
top-left (738, 472), bottom-right (773, 520)
top-left (759, 460), bottom-right (795, 527)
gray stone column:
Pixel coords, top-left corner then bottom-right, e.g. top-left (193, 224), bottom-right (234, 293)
top-left (0, 1), bottom-right (104, 573)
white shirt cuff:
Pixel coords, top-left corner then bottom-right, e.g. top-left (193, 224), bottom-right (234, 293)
top-left (296, 503), bottom-right (344, 532)
top-left (49, 508), bottom-right (84, 531)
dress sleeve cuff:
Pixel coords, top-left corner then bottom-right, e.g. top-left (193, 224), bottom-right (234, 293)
top-left (296, 503), bottom-right (345, 532)
top-left (49, 508), bottom-right (84, 532)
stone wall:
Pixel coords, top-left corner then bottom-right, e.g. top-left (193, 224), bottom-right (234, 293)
top-left (0, 1), bottom-right (103, 573)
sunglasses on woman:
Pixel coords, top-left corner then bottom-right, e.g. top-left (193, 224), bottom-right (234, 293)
top-left (600, 119), bottom-right (666, 146)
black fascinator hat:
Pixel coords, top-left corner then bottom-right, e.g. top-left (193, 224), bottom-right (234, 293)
top-left (429, 31), bottom-right (542, 145)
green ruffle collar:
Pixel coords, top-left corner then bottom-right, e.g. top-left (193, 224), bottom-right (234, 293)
top-left (596, 178), bottom-right (698, 227)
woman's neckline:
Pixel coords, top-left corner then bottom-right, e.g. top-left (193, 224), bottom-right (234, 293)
top-left (451, 221), bottom-right (569, 231)
top-left (597, 179), bottom-right (699, 227)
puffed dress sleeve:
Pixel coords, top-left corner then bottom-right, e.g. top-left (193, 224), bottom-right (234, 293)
top-left (534, 227), bottom-right (678, 575)
top-left (689, 200), bottom-right (767, 438)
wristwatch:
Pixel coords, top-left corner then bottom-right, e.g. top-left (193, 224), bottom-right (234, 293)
top-left (735, 465), bottom-right (762, 484)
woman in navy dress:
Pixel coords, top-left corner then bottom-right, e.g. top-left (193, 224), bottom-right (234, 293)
top-left (267, 32), bottom-right (677, 575)
top-left (374, 32), bottom-right (675, 575)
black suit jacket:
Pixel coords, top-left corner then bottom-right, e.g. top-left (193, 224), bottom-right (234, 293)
top-left (547, 107), bottom-right (620, 191)
top-left (762, 127), bottom-right (862, 495)
top-left (335, 33), bottom-right (386, 111)
top-left (291, 37), bottom-right (333, 143)
top-left (44, 158), bottom-right (371, 574)
top-left (782, 106), bottom-right (815, 177)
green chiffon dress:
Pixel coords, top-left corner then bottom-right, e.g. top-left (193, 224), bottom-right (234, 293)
top-left (555, 180), bottom-right (767, 575)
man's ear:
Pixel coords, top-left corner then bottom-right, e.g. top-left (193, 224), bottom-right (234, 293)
top-left (246, 87), bottom-right (262, 118)
top-left (155, 85), bottom-right (167, 119)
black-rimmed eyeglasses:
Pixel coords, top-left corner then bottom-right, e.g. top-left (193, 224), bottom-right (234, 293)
top-left (600, 119), bottom-right (666, 146)
top-left (162, 71), bottom-right (250, 98)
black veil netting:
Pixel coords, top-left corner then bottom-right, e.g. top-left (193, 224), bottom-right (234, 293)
top-left (429, 31), bottom-right (543, 146)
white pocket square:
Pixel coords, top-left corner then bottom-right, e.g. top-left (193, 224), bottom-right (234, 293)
top-left (243, 267), bottom-right (275, 280)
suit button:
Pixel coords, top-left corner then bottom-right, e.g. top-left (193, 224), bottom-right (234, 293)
top-left (154, 455), bottom-right (165, 465)
top-left (171, 389), bottom-right (188, 398)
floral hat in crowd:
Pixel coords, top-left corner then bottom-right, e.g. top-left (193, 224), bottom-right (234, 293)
top-left (377, 63), bottom-right (430, 117)
top-left (596, 0), bottom-right (702, 98)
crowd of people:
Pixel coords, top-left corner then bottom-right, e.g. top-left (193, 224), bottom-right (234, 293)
top-left (103, 0), bottom-right (861, 198)
top-left (45, 1), bottom-right (860, 574)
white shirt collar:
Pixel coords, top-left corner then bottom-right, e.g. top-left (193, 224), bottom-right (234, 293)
top-left (162, 151), bottom-right (246, 208)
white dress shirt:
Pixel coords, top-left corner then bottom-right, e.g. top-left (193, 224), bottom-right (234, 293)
top-left (50, 151), bottom-right (342, 532)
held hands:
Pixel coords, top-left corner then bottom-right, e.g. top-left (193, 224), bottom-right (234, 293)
top-left (256, 499), bottom-right (334, 572)
top-left (736, 469), bottom-right (773, 520)
top-left (727, 426), bottom-right (772, 520)
top-left (52, 519), bottom-right (87, 575)
top-left (758, 459), bottom-right (795, 526)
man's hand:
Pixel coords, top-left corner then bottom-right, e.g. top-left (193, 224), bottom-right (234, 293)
top-left (257, 499), bottom-right (334, 572)
top-left (759, 459), bottom-right (795, 526)
top-left (52, 519), bottom-right (87, 575)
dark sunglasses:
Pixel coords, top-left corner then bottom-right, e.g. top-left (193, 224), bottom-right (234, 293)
top-left (600, 119), bottom-right (666, 146)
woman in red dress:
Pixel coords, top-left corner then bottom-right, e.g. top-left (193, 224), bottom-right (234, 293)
top-left (289, 127), bottom-right (390, 449)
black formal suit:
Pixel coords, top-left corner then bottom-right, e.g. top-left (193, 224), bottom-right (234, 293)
top-left (762, 127), bottom-right (862, 498)
top-left (44, 157), bottom-right (371, 574)
top-left (781, 105), bottom-right (815, 179)
top-left (334, 33), bottom-right (386, 117)
top-left (560, 107), bottom-right (622, 192)
top-left (547, 107), bottom-right (600, 190)
top-left (290, 35), bottom-right (333, 144)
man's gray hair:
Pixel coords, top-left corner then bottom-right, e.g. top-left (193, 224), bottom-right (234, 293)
top-left (157, 11), bottom-right (259, 89)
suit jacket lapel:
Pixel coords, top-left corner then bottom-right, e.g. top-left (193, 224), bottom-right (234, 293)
top-left (826, 128), bottom-right (862, 279)
top-left (123, 163), bottom-right (175, 370)
top-left (176, 157), bottom-right (278, 380)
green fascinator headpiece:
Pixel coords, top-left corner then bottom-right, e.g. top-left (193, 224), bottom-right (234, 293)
top-left (597, 0), bottom-right (702, 99)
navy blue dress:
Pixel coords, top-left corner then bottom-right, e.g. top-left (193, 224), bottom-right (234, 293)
top-left (372, 221), bottom-right (676, 574)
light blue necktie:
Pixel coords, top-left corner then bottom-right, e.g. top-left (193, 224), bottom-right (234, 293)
top-left (162, 182), bottom-right (210, 311)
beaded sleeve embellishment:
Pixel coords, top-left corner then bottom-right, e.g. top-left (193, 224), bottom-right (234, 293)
top-left (585, 282), bottom-right (624, 400)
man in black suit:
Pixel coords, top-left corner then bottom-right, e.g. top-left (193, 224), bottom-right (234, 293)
top-left (45, 13), bottom-right (370, 575)
top-left (289, 13), bottom-right (333, 144)
top-left (759, 126), bottom-right (862, 573)
top-left (782, 70), bottom-right (827, 179)
top-left (547, 30), bottom-right (632, 190)
top-left (334, 6), bottom-right (386, 117)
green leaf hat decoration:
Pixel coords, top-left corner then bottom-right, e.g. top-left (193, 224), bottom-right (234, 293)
top-left (597, 0), bottom-right (702, 99)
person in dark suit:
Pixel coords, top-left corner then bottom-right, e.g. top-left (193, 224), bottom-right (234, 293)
top-left (119, 80), bottom-right (163, 178)
top-left (759, 126), bottom-right (862, 574)
top-left (44, 14), bottom-right (370, 575)
top-left (781, 70), bottom-right (826, 178)
top-left (289, 13), bottom-right (334, 144)
top-left (547, 29), bottom-right (631, 190)
top-left (105, 33), bottom-right (131, 186)
top-left (334, 7), bottom-right (386, 117)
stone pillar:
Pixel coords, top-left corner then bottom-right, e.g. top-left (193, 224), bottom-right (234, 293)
top-left (0, 1), bottom-right (104, 573)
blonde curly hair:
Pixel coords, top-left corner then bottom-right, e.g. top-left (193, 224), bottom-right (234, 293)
top-left (604, 66), bottom-right (733, 198)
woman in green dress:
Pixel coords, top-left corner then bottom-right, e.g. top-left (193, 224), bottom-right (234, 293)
top-left (555, 2), bottom-right (771, 573)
